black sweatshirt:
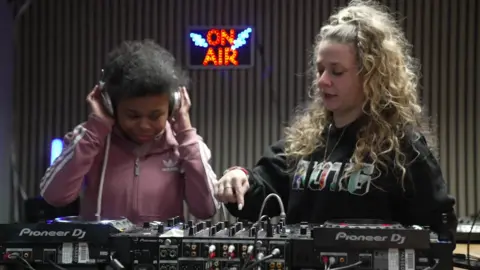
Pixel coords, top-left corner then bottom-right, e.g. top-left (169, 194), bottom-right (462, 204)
top-left (225, 118), bottom-right (457, 237)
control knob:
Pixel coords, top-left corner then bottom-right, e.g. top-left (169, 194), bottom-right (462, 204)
top-left (261, 221), bottom-right (267, 230)
top-left (235, 222), bottom-right (243, 231)
top-left (157, 224), bottom-right (165, 234)
top-left (249, 227), bottom-right (257, 237)
top-left (300, 224), bottom-right (308, 235)
top-left (266, 221), bottom-right (273, 237)
top-left (229, 227), bottom-right (237, 236)
top-left (216, 222), bottom-right (225, 230)
top-left (188, 226), bottom-right (196, 236)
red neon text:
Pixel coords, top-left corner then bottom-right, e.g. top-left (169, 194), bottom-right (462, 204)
top-left (202, 29), bottom-right (239, 66)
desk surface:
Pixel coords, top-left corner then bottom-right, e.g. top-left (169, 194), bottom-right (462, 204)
top-left (454, 244), bottom-right (480, 269)
top-left (455, 244), bottom-right (480, 256)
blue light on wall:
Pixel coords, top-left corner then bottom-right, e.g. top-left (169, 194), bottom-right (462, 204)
top-left (50, 138), bottom-right (64, 165)
top-left (189, 33), bottom-right (209, 48)
top-left (187, 26), bottom-right (254, 69)
top-left (231, 28), bottom-right (252, 50)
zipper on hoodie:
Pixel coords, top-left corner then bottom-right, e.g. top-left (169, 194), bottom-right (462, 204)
top-left (134, 158), bottom-right (140, 176)
top-left (132, 157), bottom-right (140, 219)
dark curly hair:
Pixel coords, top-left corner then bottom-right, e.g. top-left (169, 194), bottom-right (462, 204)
top-left (102, 39), bottom-right (187, 106)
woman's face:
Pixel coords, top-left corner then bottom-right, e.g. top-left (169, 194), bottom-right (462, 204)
top-left (316, 41), bottom-right (365, 116)
top-left (116, 94), bottom-right (170, 144)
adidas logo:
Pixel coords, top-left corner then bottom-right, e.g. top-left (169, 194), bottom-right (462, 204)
top-left (162, 159), bottom-right (178, 172)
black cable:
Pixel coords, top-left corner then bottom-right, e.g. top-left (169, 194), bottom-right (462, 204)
top-left (14, 0), bottom-right (34, 20)
top-left (7, 253), bottom-right (35, 270)
top-left (47, 259), bottom-right (67, 270)
top-left (243, 248), bottom-right (280, 270)
top-left (10, 0), bottom-right (35, 224)
top-left (240, 193), bottom-right (286, 270)
top-left (240, 215), bottom-right (270, 270)
top-left (109, 252), bottom-right (125, 269)
top-left (424, 259), bottom-right (439, 270)
top-left (467, 212), bottom-right (480, 269)
top-left (243, 254), bottom-right (275, 270)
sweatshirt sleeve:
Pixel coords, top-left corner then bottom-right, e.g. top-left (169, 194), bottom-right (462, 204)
top-left (400, 134), bottom-right (458, 241)
top-left (39, 114), bottom-right (114, 206)
top-left (225, 140), bottom-right (291, 222)
top-left (175, 128), bottom-right (219, 220)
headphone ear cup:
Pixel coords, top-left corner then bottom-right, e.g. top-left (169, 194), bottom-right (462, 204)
top-left (168, 90), bottom-right (181, 118)
top-left (98, 70), bottom-right (114, 116)
top-left (101, 91), bottom-right (114, 116)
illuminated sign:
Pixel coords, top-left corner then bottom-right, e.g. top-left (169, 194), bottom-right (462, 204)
top-left (188, 26), bottom-right (254, 69)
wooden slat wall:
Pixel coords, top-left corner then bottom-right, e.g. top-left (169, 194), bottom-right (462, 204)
top-left (13, 0), bottom-right (480, 220)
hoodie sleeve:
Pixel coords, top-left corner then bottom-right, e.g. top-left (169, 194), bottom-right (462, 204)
top-left (39, 114), bottom-right (113, 206)
top-left (399, 134), bottom-right (457, 241)
top-left (225, 140), bottom-right (291, 222)
top-left (175, 128), bottom-right (219, 220)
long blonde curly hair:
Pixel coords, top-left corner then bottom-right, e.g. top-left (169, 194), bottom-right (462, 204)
top-left (284, 0), bottom-right (436, 187)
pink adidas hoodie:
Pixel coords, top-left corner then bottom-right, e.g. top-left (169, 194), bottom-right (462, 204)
top-left (39, 113), bottom-right (219, 224)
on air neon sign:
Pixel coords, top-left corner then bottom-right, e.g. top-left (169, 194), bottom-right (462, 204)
top-left (188, 26), bottom-right (254, 69)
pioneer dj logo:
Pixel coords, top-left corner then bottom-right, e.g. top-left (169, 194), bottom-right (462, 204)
top-left (335, 232), bottom-right (405, 245)
top-left (19, 228), bottom-right (86, 239)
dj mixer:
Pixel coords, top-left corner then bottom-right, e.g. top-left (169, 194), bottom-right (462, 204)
top-left (456, 216), bottom-right (480, 243)
top-left (0, 216), bottom-right (453, 270)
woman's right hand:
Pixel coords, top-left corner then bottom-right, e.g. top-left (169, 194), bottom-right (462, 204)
top-left (214, 169), bottom-right (250, 210)
top-left (86, 85), bottom-right (113, 122)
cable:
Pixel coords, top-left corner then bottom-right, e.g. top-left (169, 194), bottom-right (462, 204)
top-left (243, 248), bottom-right (280, 270)
top-left (14, 0), bottom-right (35, 20)
top-left (109, 252), bottom-right (125, 269)
top-left (327, 257), bottom-right (438, 270)
top-left (257, 193), bottom-right (286, 222)
top-left (453, 252), bottom-right (480, 269)
top-left (422, 259), bottom-right (439, 270)
top-left (240, 216), bottom-right (269, 270)
top-left (7, 253), bottom-right (35, 270)
top-left (468, 212), bottom-right (480, 269)
top-left (10, 0), bottom-right (34, 224)
top-left (47, 259), bottom-right (67, 270)
top-left (328, 261), bottom-right (362, 270)
top-left (240, 193), bottom-right (286, 270)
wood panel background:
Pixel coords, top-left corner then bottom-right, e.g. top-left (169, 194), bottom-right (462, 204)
top-left (12, 0), bottom-right (480, 220)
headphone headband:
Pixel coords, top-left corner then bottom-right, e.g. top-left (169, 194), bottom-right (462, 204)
top-left (98, 69), bottom-right (180, 118)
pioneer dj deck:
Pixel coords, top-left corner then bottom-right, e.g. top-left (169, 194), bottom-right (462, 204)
top-left (0, 217), bottom-right (453, 270)
top-left (0, 217), bottom-right (136, 269)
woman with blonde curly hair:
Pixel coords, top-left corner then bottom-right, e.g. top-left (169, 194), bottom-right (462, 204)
top-left (214, 0), bottom-right (456, 234)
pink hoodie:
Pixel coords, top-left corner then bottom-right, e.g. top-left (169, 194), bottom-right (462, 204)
top-left (39, 114), bottom-right (219, 224)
